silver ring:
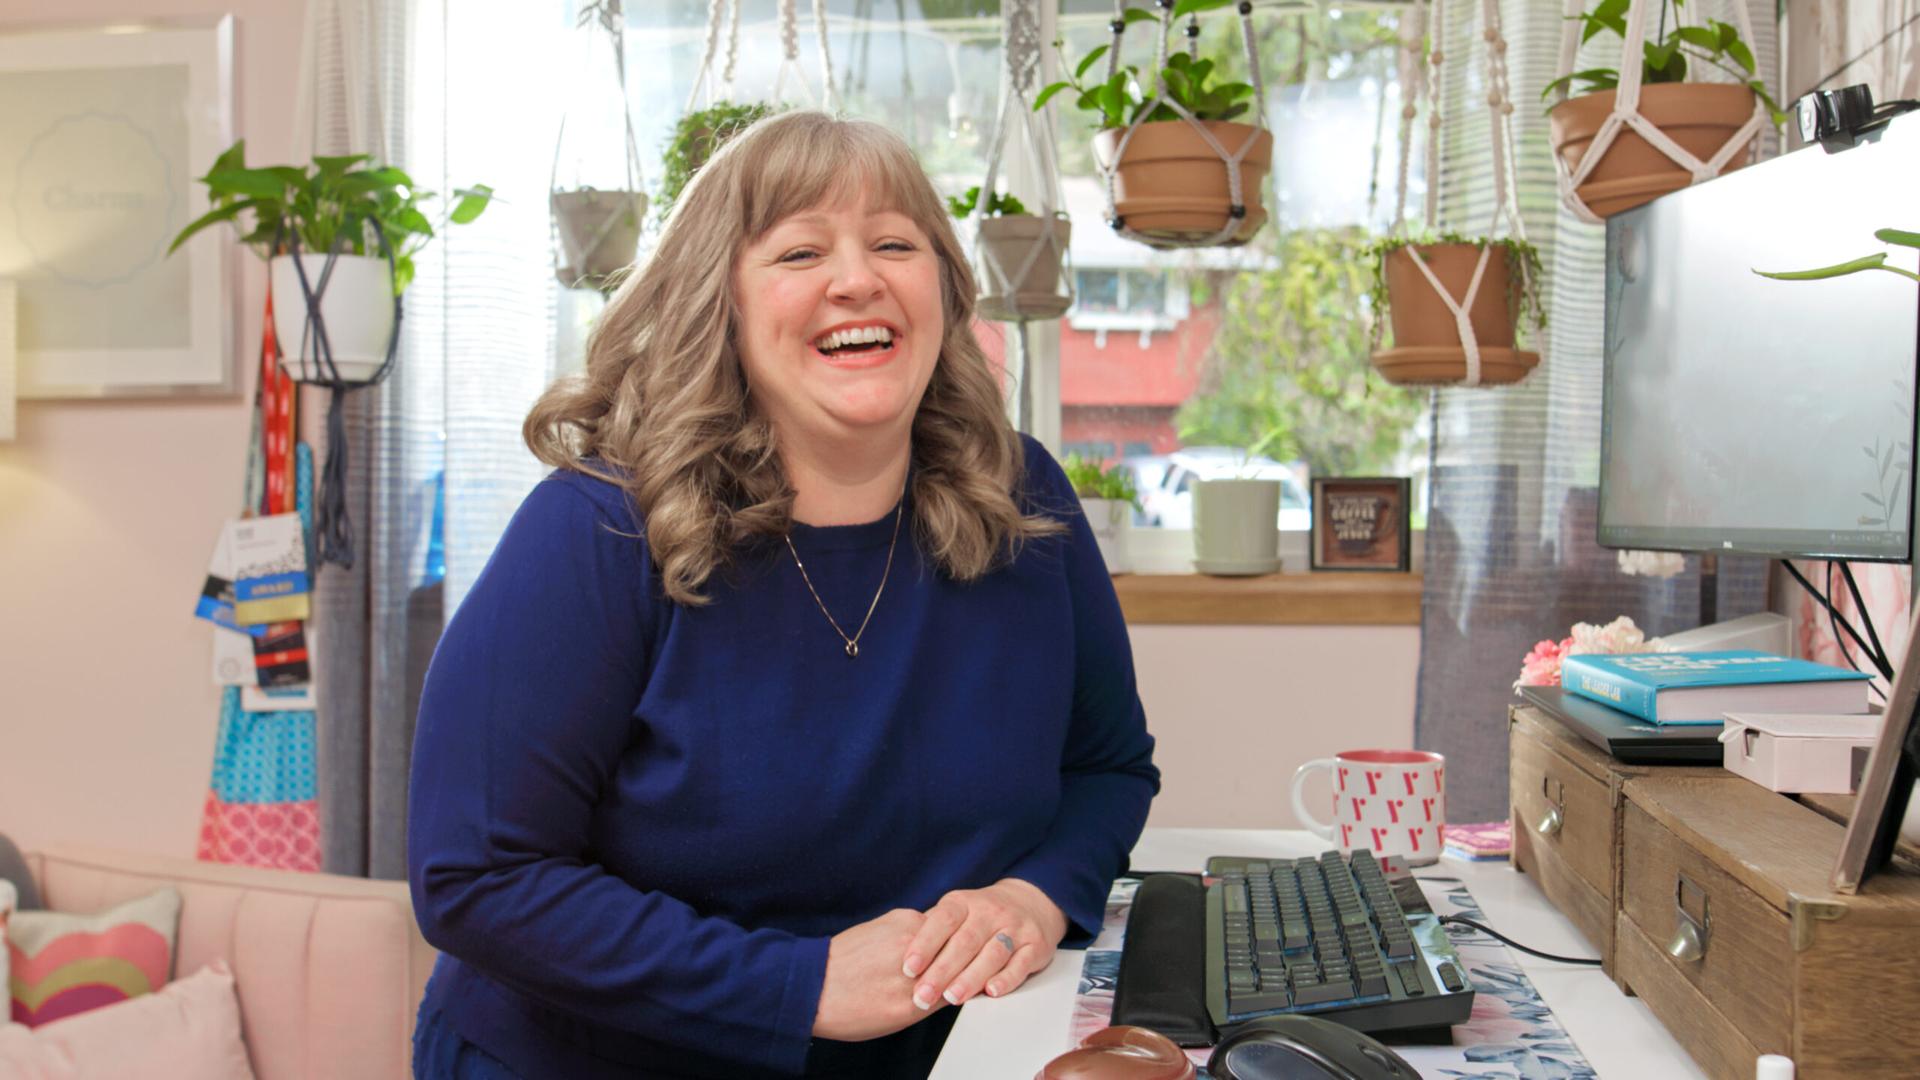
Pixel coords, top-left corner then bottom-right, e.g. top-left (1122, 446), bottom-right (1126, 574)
top-left (994, 931), bottom-right (1016, 953)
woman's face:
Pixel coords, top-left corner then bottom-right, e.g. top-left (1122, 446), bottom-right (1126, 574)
top-left (732, 193), bottom-right (945, 452)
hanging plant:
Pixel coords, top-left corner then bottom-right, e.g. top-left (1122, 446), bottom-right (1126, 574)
top-left (1366, 235), bottom-right (1545, 387)
top-left (1034, 1), bottom-right (1273, 249)
top-left (552, 0), bottom-right (649, 292)
top-left (656, 101), bottom-right (781, 224)
top-left (1544, 0), bottom-right (1783, 221)
top-left (168, 138), bottom-right (492, 384)
top-left (951, 185), bottom-right (1073, 321)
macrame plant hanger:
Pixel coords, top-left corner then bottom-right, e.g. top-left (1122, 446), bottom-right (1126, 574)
top-left (550, 0), bottom-right (648, 292)
top-left (974, 0), bottom-right (1074, 431)
top-left (1382, 0), bottom-right (1538, 388)
top-left (1098, 0), bottom-right (1271, 249)
top-left (685, 0), bottom-right (737, 112)
top-left (769, 0), bottom-right (838, 109)
top-left (1549, 0), bottom-right (1766, 224)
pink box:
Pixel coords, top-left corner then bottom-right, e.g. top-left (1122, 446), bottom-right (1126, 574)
top-left (1719, 712), bottom-right (1882, 794)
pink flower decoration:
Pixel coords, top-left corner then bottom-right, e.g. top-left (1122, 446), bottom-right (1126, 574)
top-left (1514, 637), bottom-right (1573, 689)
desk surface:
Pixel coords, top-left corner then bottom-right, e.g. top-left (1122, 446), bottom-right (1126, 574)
top-left (931, 828), bottom-right (1705, 1079)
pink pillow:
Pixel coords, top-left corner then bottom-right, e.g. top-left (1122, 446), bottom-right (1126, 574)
top-left (7, 887), bottom-right (179, 1027)
top-left (0, 962), bottom-right (256, 1080)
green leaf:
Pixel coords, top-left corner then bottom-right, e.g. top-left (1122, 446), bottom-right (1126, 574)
top-left (1172, 0), bottom-right (1237, 18)
top-left (1218, 81), bottom-right (1255, 102)
top-left (1033, 81), bottom-right (1072, 111)
top-left (1674, 26), bottom-right (1720, 52)
top-left (1754, 253), bottom-right (1900, 280)
top-left (166, 198), bottom-right (262, 255)
top-left (1190, 57), bottom-right (1214, 86)
top-left (1121, 8), bottom-right (1158, 25)
top-left (392, 255), bottom-right (415, 297)
top-left (1166, 51), bottom-right (1191, 71)
top-left (1726, 37), bottom-right (1756, 74)
top-left (312, 153), bottom-right (370, 175)
top-left (1162, 66), bottom-right (1191, 104)
top-left (1219, 102), bottom-right (1249, 121)
top-left (206, 139), bottom-right (247, 177)
top-left (1075, 44), bottom-right (1110, 81)
top-left (1875, 228), bottom-right (1920, 249)
top-left (203, 167), bottom-right (288, 200)
top-left (395, 206), bottom-right (435, 235)
top-left (448, 183), bottom-right (492, 224)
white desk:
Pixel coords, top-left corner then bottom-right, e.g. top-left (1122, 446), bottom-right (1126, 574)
top-left (931, 828), bottom-right (1705, 1079)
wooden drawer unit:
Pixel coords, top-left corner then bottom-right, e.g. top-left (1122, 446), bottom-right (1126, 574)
top-left (1617, 775), bottom-right (1920, 1079)
top-left (1507, 704), bottom-right (1727, 976)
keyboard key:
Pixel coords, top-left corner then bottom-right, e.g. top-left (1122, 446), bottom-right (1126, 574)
top-left (1291, 980), bottom-right (1355, 1006)
top-left (1355, 971), bottom-right (1390, 998)
top-left (1438, 962), bottom-right (1467, 993)
top-left (1229, 991), bottom-right (1293, 1016)
top-left (1393, 961), bottom-right (1424, 996)
top-left (1382, 935), bottom-right (1414, 959)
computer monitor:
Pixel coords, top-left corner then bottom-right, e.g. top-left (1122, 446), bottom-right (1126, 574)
top-left (1597, 113), bottom-right (1920, 562)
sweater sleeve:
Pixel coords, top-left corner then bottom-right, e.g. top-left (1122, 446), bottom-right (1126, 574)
top-left (406, 475), bottom-right (828, 1075)
top-left (1004, 443), bottom-right (1162, 943)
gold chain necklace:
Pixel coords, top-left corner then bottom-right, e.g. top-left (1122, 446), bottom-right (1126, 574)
top-left (783, 497), bottom-right (904, 659)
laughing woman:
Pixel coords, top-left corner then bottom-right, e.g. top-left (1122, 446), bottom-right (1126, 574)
top-left (406, 111), bottom-right (1159, 1080)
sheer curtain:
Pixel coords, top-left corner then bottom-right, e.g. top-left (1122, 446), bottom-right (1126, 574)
top-left (303, 0), bottom-right (568, 879)
top-left (1411, 0), bottom-right (1777, 822)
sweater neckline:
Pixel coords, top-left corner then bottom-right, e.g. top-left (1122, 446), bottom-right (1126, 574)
top-left (785, 490), bottom-right (910, 553)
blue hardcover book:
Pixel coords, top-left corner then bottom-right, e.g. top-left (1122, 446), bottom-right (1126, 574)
top-left (1560, 650), bottom-right (1873, 725)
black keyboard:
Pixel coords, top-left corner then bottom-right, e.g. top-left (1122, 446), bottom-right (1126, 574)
top-left (1204, 850), bottom-right (1474, 1036)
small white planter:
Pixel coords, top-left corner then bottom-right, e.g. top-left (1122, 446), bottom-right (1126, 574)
top-left (270, 253), bottom-right (396, 383)
top-left (1079, 496), bottom-right (1132, 574)
top-left (1192, 478), bottom-right (1282, 575)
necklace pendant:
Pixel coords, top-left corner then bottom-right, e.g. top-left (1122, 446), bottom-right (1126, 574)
top-left (845, 641), bottom-right (859, 658)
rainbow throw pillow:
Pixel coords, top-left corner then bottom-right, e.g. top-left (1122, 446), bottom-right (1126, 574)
top-left (7, 887), bottom-right (181, 1028)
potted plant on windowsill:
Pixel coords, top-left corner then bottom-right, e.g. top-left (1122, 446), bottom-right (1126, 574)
top-left (1544, 0), bottom-right (1786, 219)
top-left (168, 139), bottom-right (492, 384)
top-left (1366, 234), bottom-right (1545, 387)
top-left (655, 100), bottom-right (780, 225)
top-left (1184, 428), bottom-right (1291, 576)
top-left (1062, 454), bottom-right (1141, 574)
top-left (948, 185), bottom-right (1072, 322)
top-left (1036, 14), bottom-right (1271, 248)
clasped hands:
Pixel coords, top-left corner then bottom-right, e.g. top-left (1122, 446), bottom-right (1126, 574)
top-left (811, 878), bottom-right (1068, 1042)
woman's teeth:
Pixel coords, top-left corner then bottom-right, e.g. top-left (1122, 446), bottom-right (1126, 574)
top-left (814, 326), bottom-right (895, 353)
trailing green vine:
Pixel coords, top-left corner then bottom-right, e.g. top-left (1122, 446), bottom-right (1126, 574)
top-left (656, 101), bottom-right (781, 223)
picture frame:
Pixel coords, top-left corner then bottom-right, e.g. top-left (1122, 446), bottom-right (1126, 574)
top-left (1833, 601), bottom-right (1920, 893)
top-left (1310, 477), bottom-right (1412, 572)
top-left (0, 17), bottom-right (236, 399)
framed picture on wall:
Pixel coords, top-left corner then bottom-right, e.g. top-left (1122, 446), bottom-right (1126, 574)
top-left (0, 17), bottom-right (236, 399)
top-left (1311, 477), bottom-right (1412, 572)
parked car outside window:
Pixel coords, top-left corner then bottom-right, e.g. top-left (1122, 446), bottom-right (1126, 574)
top-left (1139, 447), bottom-right (1312, 531)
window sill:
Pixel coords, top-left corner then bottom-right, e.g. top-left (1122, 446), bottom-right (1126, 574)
top-left (1111, 571), bottom-right (1423, 626)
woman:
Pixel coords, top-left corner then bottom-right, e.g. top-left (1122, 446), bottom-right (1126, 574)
top-left (407, 110), bottom-right (1159, 1079)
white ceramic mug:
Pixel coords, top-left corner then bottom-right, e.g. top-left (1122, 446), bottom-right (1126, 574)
top-left (1289, 749), bottom-right (1447, 866)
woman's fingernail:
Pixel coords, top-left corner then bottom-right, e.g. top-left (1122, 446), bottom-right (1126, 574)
top-left (986, 982), bottom-right (1001, 998)
top-left (903, 956), bottom-right (921, 978)
top-left (913, 987), bottom-right (934, 1010)
top-left (944, 987), bottom-right (963, 1006)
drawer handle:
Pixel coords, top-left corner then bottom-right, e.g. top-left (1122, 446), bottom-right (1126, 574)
top-left (1535, 806), bottom-right (1564, 837)
top-left (1667, 921), bottom-right (1706, 963)
top-left (1670, 874), bottom-right (1711, 963)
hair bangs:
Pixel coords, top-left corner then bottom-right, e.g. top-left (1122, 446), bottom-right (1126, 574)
top-left (737, 117), bottom-right (941, 243)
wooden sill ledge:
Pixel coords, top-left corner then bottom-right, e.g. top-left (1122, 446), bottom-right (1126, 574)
top-left (1112, 572), bottom-right (1423, 626)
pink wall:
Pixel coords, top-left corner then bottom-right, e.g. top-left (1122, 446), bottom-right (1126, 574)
top-left (0, 0), bottom-right (306, 858)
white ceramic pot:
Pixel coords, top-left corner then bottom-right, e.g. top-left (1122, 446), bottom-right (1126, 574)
top-left (1080, 497), bottom-right (1131, 574)
top-left (270, 253), bottom-right (397, 383)
top-left (1192, 478), bottom-right (1282, 575)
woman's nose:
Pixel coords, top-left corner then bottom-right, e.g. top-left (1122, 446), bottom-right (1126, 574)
top-left (827, 250), bottom-right (885, 303)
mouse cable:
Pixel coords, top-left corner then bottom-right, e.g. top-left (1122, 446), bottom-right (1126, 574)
top-left (1436, 916), bottom-right (1603, 966)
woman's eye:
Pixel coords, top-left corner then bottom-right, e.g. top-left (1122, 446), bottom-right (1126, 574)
top-left (879, 241), bottom-right (915, 253)
top-left (778, 248), bottom-right (821, 263)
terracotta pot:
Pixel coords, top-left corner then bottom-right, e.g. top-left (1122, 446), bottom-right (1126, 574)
top-left (1549, 83), bottom-right (1759, 219)
top-left (1091, 120), bottom-right (1272, 247)
top-left (552, 188), bottom-right (647, 291)
top-left (976, 214), bottom-right (1071, 321)
top-left (1370, 243), bottom-right (1539, 387)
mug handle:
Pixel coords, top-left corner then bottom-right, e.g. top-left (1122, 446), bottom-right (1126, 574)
top-left (1290, 758), bottom-right (1337, 840)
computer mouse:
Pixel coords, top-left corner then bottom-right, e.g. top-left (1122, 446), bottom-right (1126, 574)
top-left (1034, 1025), bottom-right (1196, 1080)
top-left (1205, 1016), bottom-right (1416, 1080)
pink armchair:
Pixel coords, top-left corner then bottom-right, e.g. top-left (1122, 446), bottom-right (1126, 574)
top-left (22, 846), bottom-right (436, 1079)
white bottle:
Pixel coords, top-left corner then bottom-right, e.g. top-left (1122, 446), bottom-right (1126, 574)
top-left (1755, 1054), bottom-right (1794, 1080)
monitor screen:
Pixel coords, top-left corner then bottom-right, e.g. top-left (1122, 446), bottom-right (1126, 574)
top-left (1598, 115), bottom-right (1920, 561)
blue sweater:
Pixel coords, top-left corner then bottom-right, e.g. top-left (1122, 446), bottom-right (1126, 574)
top-left (407, 438), bottom-right (1159, 1078)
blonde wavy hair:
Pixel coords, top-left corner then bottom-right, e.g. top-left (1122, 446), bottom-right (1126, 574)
top-left (525, 110), bottom-right (1064, 605)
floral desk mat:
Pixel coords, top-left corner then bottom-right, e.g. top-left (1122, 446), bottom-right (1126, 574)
top-left (1070, 876), bottom-right (1596, 1079)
